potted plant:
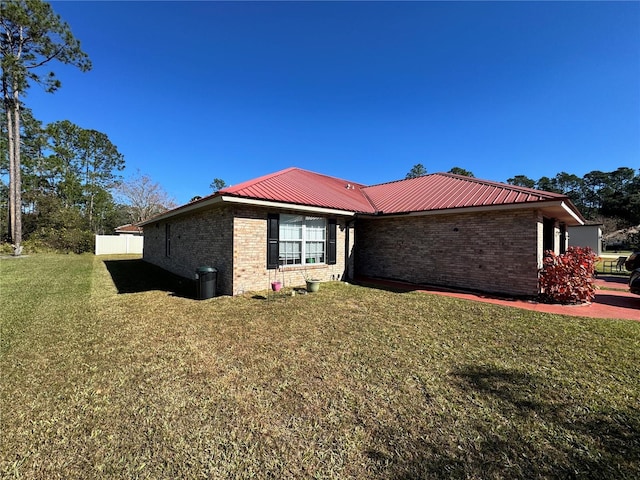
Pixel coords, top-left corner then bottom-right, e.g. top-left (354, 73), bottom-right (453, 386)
top-left (302, 267), bottom-right (320, 292)
top-left (305, 278), bottom-right (320, 293)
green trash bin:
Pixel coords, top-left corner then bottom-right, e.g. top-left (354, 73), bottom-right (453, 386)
top-left (196, 266), bottom-right (217, 299)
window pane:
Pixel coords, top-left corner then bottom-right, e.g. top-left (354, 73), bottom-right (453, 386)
top-left (305, 217), bottom-right (326, 241)
top-left (280, 214), bottom-right (303, 240)
top-left (305, 241), bottom-right (325, 264)
top-left (305, 217), bottom-right (325, 247)
top-left (279, 241), bottom-right (301, 265)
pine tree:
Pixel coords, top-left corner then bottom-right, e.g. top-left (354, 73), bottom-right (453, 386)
top-left (1, 0), bottom-right (91, 254)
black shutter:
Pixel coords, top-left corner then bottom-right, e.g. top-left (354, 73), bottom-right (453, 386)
top-left (327, 218), bottom-right (337, 265)
top-left (267, 214), bottom-right (279, 269)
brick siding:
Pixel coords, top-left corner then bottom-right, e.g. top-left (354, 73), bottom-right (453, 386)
top-left (231, 206), bottom-right (354, 295)
top-left (355, 209), bottom-right (542, 296)
top-left (143, 204), bottom-right (234, 295)
top-left (144, 204), bottom-right (355, 296)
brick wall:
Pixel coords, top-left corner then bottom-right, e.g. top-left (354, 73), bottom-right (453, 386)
top-left (355, 209), bottom-right (541, 296)
top-left (231, 206), bottom-right (354, 295)
top-left (143, 205), bottom-right (234, 295)
top-left (143, 204), bottom-right (355, 296)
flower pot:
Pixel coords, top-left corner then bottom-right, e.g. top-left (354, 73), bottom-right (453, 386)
top-left (271, 281), bottom-right (282, 292)
top-left (306, 279), bottom-right (320, 293)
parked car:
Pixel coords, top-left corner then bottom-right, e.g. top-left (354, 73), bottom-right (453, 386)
top-left (625, 252), bottom-right (640, 295)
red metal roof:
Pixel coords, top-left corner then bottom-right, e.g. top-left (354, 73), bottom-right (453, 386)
top-left (363, 173), bottom-right (569, 214)
top-left (220, 167), bottom-right (376, 213)
top-left (142, 167), bottom-right (582, 225)
top-left (114, 223), bottom-right (143, 233)
top-left (220, 168), bottom-right (571, 215)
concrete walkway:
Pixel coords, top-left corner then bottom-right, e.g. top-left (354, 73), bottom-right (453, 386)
top-left (357, 275), bottom-right (640, 321)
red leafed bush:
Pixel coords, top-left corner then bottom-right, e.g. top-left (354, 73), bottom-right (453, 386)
top-left (538, 246), bottom-right (598, 304)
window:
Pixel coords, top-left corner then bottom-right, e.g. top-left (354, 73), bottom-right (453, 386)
top-left (165, 223), bottom-right (171, 257)
top-left (279, 215), bottom-right (326, 265)
top-left (267, 214), bottom-right (337, 270)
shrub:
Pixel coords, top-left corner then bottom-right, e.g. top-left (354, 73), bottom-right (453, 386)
top-left (27, 227), bottom-right (94, 254)
top-left (539, 246), bottom-right (597, 304)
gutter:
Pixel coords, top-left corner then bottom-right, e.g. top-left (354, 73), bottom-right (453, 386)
top-left (139, 194), bottom-right (358, 226)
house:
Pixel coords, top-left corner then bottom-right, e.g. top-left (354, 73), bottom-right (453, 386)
top-left (568, 224), bottom-right (602, 256)
top-left (114, 224), bottom-right (144, 236)
top-left (139, 167), bottom-right (585, 297)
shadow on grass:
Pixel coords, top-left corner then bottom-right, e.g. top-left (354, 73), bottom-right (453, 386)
top-left (354, 276), bottom-right (535, 305)
top-left (449, 365), bottom-right (639, 478)
top-left (103, 259), bottom-right (196, 299)
top-left (353, 276), bottom-right (423, 294)
top-left (365, 365), bottom-right (639, 479)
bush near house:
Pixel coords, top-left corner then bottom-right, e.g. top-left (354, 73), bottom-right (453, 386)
top-left (27, 227), bottom-right (95, 254)
top-left (539, 246), bottom-right (597, 304)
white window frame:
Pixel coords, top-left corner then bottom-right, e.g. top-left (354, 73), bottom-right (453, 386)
top-left (279, 214), bottom-right (326, 266)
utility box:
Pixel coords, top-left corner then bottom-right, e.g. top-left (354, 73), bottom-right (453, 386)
top-left (195, 266), bottom-right (217, 300)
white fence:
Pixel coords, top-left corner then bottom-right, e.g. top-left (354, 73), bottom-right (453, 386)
top-left (95, 235), bottom-right (144, 255)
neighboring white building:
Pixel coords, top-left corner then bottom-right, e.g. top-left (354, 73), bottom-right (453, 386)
top-left (114, 224), bottom-right (144, 235)
top-left (568, 224), bottom-right (602, 256)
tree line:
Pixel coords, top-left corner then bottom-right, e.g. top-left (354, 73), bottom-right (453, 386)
top-left (0, 107), bottom-right (125, 250)
top-left (1, 1), bottom-right (173, 254)
top-left (506, 168), bottom-right (640, 228)
top-left (0, 105), bottom-right (175, 252)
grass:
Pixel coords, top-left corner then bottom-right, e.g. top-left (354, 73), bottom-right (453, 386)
top-left (595, 258), bottom-right (631, 277)
top-left (1, 254), bottom-right (639, 479)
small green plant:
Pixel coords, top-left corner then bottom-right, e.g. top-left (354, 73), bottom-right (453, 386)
top-left (299, 264), bottom-right (319, 282)
top-left (539, 246), bottom-right (597, 304)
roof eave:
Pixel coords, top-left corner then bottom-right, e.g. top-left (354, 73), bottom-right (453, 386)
top-left (138, 195), bottom-right (359, 226)
top-left (220, 195), bottom-right (359, 216)
top-left (545, 200), bottom-right (586, 225)
top-left (138, 195), bottom-right (225, 226)
top-left (139, 192), bottom-right (585, 227)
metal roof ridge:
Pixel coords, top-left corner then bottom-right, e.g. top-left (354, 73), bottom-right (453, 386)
top-left (292, 166), bottom-right (369, 188)
top-left (222, 166), bottom-right (369, 192)
top-left (434, 172), bottom-right (566, 199)
top-left (362, 172), bottom-right (438, 189)
top-left (220, 167), bottom-right (298, 193)
top-left (362, 172), bottom-right (487, 190)
top-left (359, 187), bottom-right (381, 213)
top-left (436, 172), bottom-right (567, 199)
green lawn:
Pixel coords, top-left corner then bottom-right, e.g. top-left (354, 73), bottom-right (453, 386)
top-left (1, 255), bottom-right (639, 479)
top-left (596, 251), bottom-right (636, 276)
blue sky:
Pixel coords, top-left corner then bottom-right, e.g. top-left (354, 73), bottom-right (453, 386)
top-left (28, 1), bottom-right (640, 205)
